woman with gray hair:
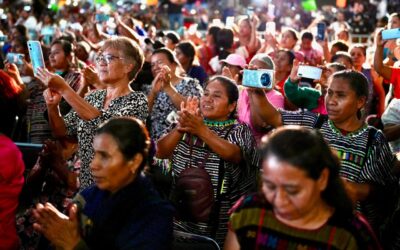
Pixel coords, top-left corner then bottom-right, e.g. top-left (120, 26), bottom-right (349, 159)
top-left (37, 36), bottom-right (148, 190)
top-left (237, 53), bottom-right (284, 143)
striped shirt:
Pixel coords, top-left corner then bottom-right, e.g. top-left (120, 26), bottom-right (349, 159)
top-left (280, 110), bottom-right (397, 230)
top-left (170, 122), bottom-right (260, 246)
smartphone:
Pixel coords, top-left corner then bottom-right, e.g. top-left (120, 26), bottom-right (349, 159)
top-left (188, 23), bottom-right (198, 36)
top-left (95, 13), bottom-right (110, 23)
top-left (247, 7), bottom-right (254, 18)
top-left (7, 53), bottom-right (24, 65)
top-left (266, 22), bottom-right (276, 36)
top-left (0, 35), bottom-right (7, 42)
top-left (212, 19), bottom-right (222, 26)
top-left (27, 41), bottom-right (45, 76)
top-left (242, 69), bottom-right (274, 90)
top-left (382, 28), bottom-right (400, 40)
top-left (297, 65), bottom-right (322, 80)
top-left (267, 4), bottom-right (275, 17)
top-left (226, 16), bottom-right (235, 28)
top-left (316, 22), bottom-right (326, 41)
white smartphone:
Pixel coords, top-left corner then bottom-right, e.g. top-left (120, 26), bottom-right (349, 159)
top-left (27, 41), bottom-right (45, 75)
top-left (297, 65), bottom-right (322, 80)
top-left (266, 22), bottom-right (276, 36)
top-left (226, 16), bottom-right (235, 28)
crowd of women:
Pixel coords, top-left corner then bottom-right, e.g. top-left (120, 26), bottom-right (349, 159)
top-left (1, 1), bottom-right (400, 249)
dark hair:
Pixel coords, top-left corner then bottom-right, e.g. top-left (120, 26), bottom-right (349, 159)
top-left (165, 31), bottom-right (180, 44)
top-left (51, 39), bottom-right (73, 56)
top-left (205, 75), bottom-right (238, 119)
top-left (331, 40), bottom-right (349, 52)
top-left (95, 117), bottom-right (151, 171)
top-left (260, 126), bottom-right (353, 216)
top-left (208, 25), bottom-right (221, 49)
top-left (331, 51), bottom-right (353, 65)
top-left (102, 37), bottom-right (144, 81)
top-left (331, 69), bottom-right (369, 99)
top-left (152, 47), bottom-right (180, 65)
top-left (301, 31), bottom-right (313, 41)
top-left (327, 62), bottom-right (347, 72)
top-left (283, 28), bottom-right (299, 41)
top-left (350, 44), bottom-right (366, 56)
top-left (13, 24), bottom-right (28, 38)
top-left (216, 28), bottom-right (234, 59)
top-left (276, 49), bottom-right (295, 66)
top-left (176, 41), bottom-right (196, 65)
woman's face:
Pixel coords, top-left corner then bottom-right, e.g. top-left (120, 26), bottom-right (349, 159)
top-left (150, 52), bottom-right (174, 76)
top-left (350, 47), bottom-right (365, 68)
top-left (280, 31), bottom-right (297, 49)
top-left (91, 133), bottom-right (138, 194)
top-left (96, 47), bottom-right (130, 83)
top-left (164, 38), bottom-right (176, 50)
top-left (200, 80), bottom-right (236, 121)
top-left (325, 77), bottom-right (365, 124)
top-left (273, 51), bottom-right (292, 73)
top-left (262, 156), bottom-right (327, 221)
top-left (239, 20), bottom-right (251, 37)
top-left (49, 44), bottom-right (69, 70)
top-left (389, 16), bottom-right (400, 29)
top-left (175, 47), bottom-right (189, 66)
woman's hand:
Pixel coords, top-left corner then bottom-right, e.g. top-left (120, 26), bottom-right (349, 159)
top-left (36, 67), bottom-right (69, 93)
top-left (375, 28), bottom-right (387, 48)
top-left (181, 96), bottom-right (199, 115)
top-left (43, 88), bottom-right (62, 107)
top-left (150, 72), bottom-right (164, 95)
top-left (177, 109), bottom-right (206, 136)
top-left (4, 62), bottom-right (23, 85)
top-left (289, 59), bottom-right (301, 83)
top-left (159, 65), bottom-right (173, 91)
top-left (33, 203), bottom-right (81, 249)
top-left (82, 65), bottom-right (102, 89)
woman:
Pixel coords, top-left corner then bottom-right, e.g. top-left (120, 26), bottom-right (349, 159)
top-left (156, 76), bottom-right (259, 246)
top-left (147, 48), bottom-right (202, 140)
top-left (248, 70), bottom-right (398, 234)
top-left (37, 36), bottom-right (148, 190)
top-left (237, 53), bottom-right (284, 143)
top-left (33, 117), bottom-right (174, 249)
top-left (175, 41), bottom-right (208, 87)
top-left (47, 39), bottom-right (82, 114)
top-left (273, 49), bottom-right (295, 95)
top-left (350, 44), bottom-right (385, 116)
top-left (198, 25), bottom-right (221, 75)
top-left (235, 16), bottom-right (261, 63)
top-left (225, 126), bottom-right (382, 249)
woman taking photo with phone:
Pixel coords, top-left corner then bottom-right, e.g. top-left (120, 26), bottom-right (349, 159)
top-left (225, 126), bottom-right (382, 249)
top-left (156, 76), bottom-right (259, 247)
top-left (247, 70), bottom-right (398, 236)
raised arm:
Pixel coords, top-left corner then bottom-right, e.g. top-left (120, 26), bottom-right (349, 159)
top-left (248, 88), bottom-right (282, 129)
top-left (37, 68), bottom-right (101, 120)
top-left (374, 29), bottom-right (392, 80)
top-left (43, 89), bottom-right (68, 138)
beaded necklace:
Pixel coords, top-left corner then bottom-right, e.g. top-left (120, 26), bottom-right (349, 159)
top-left (204, 119), bottom-right (236, 127)
top-left (328, 120), bottom-right (368, 137)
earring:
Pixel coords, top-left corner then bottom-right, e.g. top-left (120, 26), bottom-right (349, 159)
top-left (357, 108), bottom-right (365, 120)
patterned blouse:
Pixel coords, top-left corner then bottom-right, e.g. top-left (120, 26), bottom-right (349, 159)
top-left (146, 77), bottom-right (203, 140)
top-left (170, 121), bottom-right (260, 246)
top-left (64, 89), bottom-right (148, 190)
top-left (280, 110), bottom-right (398, 231)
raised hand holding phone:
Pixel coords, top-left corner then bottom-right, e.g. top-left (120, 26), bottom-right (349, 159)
top-left (27, 41), bottom-right (45, 76)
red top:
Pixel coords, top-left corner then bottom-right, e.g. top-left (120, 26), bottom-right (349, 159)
top-left (0, 134), bottom-right (25, 250)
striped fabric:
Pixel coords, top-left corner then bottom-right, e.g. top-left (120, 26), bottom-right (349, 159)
top-left (280, 110), bottom-right (398, 230)
top-left (229, 193), bottom-right (381, 250)
top-left (171, 122), bottom-right (260, 246)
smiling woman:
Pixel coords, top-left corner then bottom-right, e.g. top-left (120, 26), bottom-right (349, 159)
top-left (156, 76), bottom-right (259, 247)
top-left (37, 36), bottom-right (148, 190)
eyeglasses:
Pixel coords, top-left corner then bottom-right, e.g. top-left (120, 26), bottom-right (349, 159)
top-left (95, 54), bottom-right (124, 64)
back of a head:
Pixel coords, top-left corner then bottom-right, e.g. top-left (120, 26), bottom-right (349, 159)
top-left (96, 117), bottom-right (150, 170)
top-left (176, 41), bottom-right (196, 59)
top-left (216, 28), bottom-right (234, 53)
top-left (250, 53), bottom-right (275, 70)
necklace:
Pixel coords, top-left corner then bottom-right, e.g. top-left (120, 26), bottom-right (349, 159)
top-left (328, 120), bottom-right (367, 137)
top-left (204, 119), bottom-right (236, 127)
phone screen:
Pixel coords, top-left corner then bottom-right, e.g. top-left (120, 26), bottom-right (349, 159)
top-left (317, 22), bottom-right (326, 41)
top-left (27, 41), bottom-right (45, 75)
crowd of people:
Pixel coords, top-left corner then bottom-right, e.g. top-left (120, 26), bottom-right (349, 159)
top-left (1, 0), bottom-right (400, 249)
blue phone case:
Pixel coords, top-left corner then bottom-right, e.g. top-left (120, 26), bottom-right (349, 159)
top-left (317, 22), bottom-right (326, 41)
top-left (27, 41), bottom-right (45, 75)
top-left (382, 28), bottom-right (400, 40)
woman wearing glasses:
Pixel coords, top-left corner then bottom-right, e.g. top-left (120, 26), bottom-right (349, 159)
top-left (37, 36), bottom-right (148, 190)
